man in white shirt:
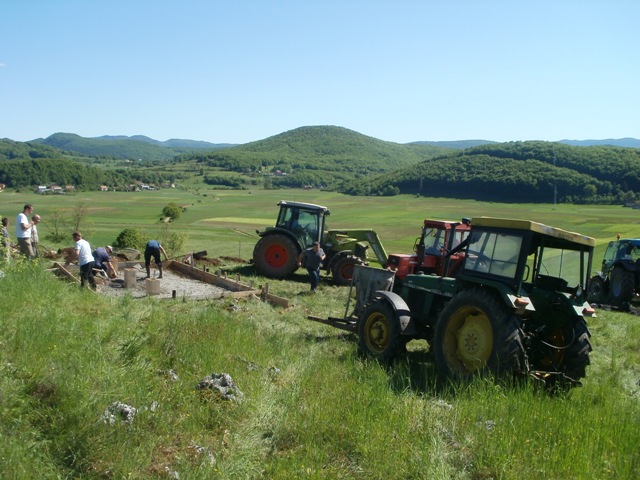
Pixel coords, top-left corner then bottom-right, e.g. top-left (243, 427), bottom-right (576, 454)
top-left (73, 231), bottom-right (96, 290)
top-left (15, 204), bottom-right (35, 258)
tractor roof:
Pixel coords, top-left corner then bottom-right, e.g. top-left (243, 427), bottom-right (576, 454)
top-left (471, 217), bottom-right (596, 248)
top-left (617, 238), bottom-right (640, 246)
top-left (277, 200), bottom-right (330, 214)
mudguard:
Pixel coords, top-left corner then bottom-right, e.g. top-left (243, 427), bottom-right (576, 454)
top-left (373, 290), bottom-right (416, 336)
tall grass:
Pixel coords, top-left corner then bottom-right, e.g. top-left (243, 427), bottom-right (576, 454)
top-left (1, 259), bottom-right (638, 479)
top-left (1, 191), bottom-right (639, 478)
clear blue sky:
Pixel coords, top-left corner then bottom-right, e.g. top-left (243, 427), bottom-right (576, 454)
top-left (1, 1), bottom-right (638, 145)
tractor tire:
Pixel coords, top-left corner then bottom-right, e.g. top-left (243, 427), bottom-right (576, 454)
top-left (529, 317), bottom-right (592, 388)
top-left (358, 298), bottom-right (402, 362)
top-left (332, 255), bottom-right (364, 286)
top-left (253, 234), bottom-right (299, 279)
top-left (587, 275), bottom-right (606, 303)
top-left (610, 266), bottom-right (635, 304)
top-left (433, 288), bottom-right (524, 381)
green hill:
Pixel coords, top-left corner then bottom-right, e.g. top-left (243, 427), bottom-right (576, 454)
top-left (179, 125), bottom-right (451, 189)
top-left (348, 140), bottom-right (640, 204)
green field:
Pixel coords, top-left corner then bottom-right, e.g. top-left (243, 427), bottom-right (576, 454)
top-left (1, 189), bottom-right (639, 479)
top-left (2, 187), bottom-right (638, 261)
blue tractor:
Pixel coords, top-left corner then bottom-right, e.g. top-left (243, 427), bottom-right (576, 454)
top-left (588, 236), bottom-right (640, 306)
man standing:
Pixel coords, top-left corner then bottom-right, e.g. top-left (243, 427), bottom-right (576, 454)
top-left (297, 241), bottom-right (326, 293)
top-left (93, 245), bottom-right (116, 277)
top-left (31, 214), bottom-right (41, 258)
top-left (144, 239), bottom-right (168, 279)
top-left (15, 204), bottom-right (34, 258)
top-left (73, 231), bottom-right (96, 289)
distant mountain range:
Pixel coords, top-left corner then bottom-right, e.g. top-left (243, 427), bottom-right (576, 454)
top-left (94, 134), bottom-right (236, 149)
top-left (414, 138), bottom-right (640, 149)
top-left (26, 132), bottom-right (640, 161)
top-left (558, 138), bottom-right (640, 148)
top-left (29, 133), bottom-right (235, 162)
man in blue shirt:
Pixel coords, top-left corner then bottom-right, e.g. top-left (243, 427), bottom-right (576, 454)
top-left (145, 240), bottom-right (168, 279)
top-left (93, 245), bottom-right (115, 277)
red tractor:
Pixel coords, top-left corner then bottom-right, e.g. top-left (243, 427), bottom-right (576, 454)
top-left (386, 218), bottom-right (472, 281)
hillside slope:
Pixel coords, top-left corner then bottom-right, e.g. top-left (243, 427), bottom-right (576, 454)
top-left (178, 125), bottom-right (452, 188)
top-left (348, 140), bottom-right (640, 203)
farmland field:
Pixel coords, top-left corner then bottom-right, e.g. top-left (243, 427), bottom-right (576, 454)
top-left (1, 188), bottom-right (639, 479)
top-left (2, 187), bottom-right (638, 261)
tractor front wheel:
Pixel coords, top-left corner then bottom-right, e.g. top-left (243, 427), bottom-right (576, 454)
top-left (358, 299), bottom-right (402, 362)
top-left (332, 255), bottom-right (364, 286)
top-left (610, 266), bottom-right (635, 304)
top-left (253, 234), bottom-right (299, 279)
top-left (587, 275), bottom-right (606, 303)
top-left (433, 289), bottom-right (524, 381)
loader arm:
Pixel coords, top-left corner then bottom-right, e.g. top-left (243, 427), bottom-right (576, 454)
top-left (327, 229), bottom-right (388, 266)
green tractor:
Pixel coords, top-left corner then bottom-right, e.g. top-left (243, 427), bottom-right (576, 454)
top-left (309, 217), bottom-right (596, 388)
top-left (588, 236), bottom-right (640, 306)
top-left (253, 201), bottom-right (388, 285)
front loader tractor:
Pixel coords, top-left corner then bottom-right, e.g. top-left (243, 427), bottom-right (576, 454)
top-left (253, 201), bottom-right (388, 285)
top-left (588, 236), bottom-right (640, 306)
top-left (309, 217), bottom-right (596, 389)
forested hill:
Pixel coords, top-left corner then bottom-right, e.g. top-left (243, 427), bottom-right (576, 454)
top-left (32, 133), bottom-right (232, 161)
top-left (178, 126), bottom-right (451, 186)
top-left (3, 129), bottom-right (640, 205)
top-left (345, 141), bottom-right (640, 204)
top-left (0, 138), bottom-right (173, 190)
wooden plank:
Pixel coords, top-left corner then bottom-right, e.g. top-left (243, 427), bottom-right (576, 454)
top-left (167, 260), bottom-right (254, 292)
top-left (53, 261), bottom-right (79, 283)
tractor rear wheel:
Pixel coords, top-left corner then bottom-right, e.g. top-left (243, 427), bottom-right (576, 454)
top-left (253, 234), bottom-right (299, 279)
top-left (358, 299), bottom-right (402, 362)
top-left (610, 266), bottom-right (635, 304)
top-left (587, 275), bottom-right (606, 303)
top-left (529, 317), bottom-right (592, 388)
top-left (433, 288), bottom-right (524, 381)
top-left (332, 255), bottom-right (364, 286)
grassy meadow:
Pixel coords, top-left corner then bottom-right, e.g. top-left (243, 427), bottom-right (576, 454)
top-left (1, 187), bottom-right (639, 479)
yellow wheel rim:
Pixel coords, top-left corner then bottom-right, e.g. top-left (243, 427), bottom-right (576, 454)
top-left (363, 311), bottom-right (390, 353)
top-left (443, 306), bottom-right (493, 373)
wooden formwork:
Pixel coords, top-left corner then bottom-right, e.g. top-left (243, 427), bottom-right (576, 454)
top-left (52, 259), bottom-right (290, 307)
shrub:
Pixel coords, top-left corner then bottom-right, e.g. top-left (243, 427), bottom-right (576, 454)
top-left (161, 202), bottom-right (182, 221)
top-left (113, 228), bottom-right (146, 250)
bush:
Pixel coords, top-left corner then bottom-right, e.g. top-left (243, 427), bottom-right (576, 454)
top-left (161, 202), bottom-right (182, 221)
top-left (113, 228), bottom-right (146, 250)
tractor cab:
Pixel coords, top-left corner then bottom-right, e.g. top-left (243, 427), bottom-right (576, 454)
top-left (274, 201), bottom-right (329, 249)
top-left (601, 238), bottom-right (640, 270)
top-left (457, 217), bottom-right (595, 309)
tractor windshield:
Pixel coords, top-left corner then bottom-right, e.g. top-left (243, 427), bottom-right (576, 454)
top-left (423, 227), bottom-right (469, 254)
top-left (277, 207), bottom-right (322, 244)
top-left (463, 230), bottom-right (523, 280)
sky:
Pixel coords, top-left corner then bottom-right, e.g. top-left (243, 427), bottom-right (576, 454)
top-left (1, 1), bottom-right (638, 145)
